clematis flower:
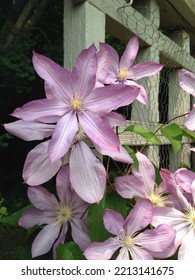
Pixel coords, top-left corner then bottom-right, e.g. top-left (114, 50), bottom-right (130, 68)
top-left (115, 152), bottom-right (172, 207)
top-left (100, 36), bottom-right (163, 104)
top-left (10, 45), bottom-right (139, 163)
top-left (19, 165), bottom-right (90, 258)
top-left (84, 199), bottom-right (175, 260)
top-left (178, 69), bottom-right (195, 130)
top-left (152, 169), bottom-right (195, 259)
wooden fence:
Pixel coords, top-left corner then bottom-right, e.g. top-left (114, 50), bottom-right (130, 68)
top-left (63, 0), bottom-right (195, 171)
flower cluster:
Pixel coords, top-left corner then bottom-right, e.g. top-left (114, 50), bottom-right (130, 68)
top-left (4, 36), bottom-right (195, 259)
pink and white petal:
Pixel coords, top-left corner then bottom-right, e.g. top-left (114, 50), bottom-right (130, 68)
top-left (32, 52), bottom-right (72, 101)
top-left (19, 208), bottom-right (55, 229)
top-left (174, 168), bottom-right (195, 193)
top-left (85, 84), bottom-right (139, 114)
top-left (96, 48), bottom-right (109, 84)
top-left (184, 107), bottom-right (195, 131)
top-left (115, 175), bottom-right (145, 199)
top-left (130, 246), bottom-right (153, 260)
top-left (191, 179), bottom-right (195, 205)
top-left (32, 223), bottom-right (61, 258)
top-left (69, 141), bottom-right (106, 203)
top-left (120, 36), bottom-right (139, 70)
top-left (178, 230), bottom-right (195, 260)
top-left (103, 209), bottom-right (125, 235)
top-left (28, 186), bottom-right (58, 211)
top-left (132, 152), bottom-right (155, 195)
top-left (102, 112), bottom-right (127, 127)
top-left (100, 43), bottom-right (119, 75)
top-left (53, 224), bottom-right (68, 259)
top-left (56, 164), bottom-right (72, 203)
top-left (138, 224), bottom-right (176, 253)
top-left (12, 98), bottom-right (69, 121)
top-left (71, 45), bottom-right (97, 98)
top-left (48, 112), bottom-right (78, 162)
top-left (23, 141), bottom-right (62, 186)
top-left (116, 247), bottom-right (130, 260)
top-left (70, 218), bottom-right (91, 251)
top-left (44, 81), bottom-right (54, 99)
top-left (124, 199), bottom-right (153, 235)
top-left (84, 237), bottom-right (120, 260)
top-left (178, 69), bottom-right (195, 97)
top-left (127, 62), bottom-right (163, 80)
top-left (124, 80), bottom-right (148, 104)
top-left (79, 111), bottom-right (120, 153)
top-left (191, 148), bottom-right (195, 152)
top-left (4, 120), bottom-right (55, 141)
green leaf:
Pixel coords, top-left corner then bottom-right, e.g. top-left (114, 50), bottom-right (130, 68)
top-left (105, 192), bottom-right (127, 218)
top-left (0, 205), bottom-right (31, 226)
top-left (125, 125), bottom-right (161, 144)
top-left (56, 242), bottom-right (85, 260)
top-left (123, 145), bottom-right (139, 170)
top-left (88, 194), bottom-right (111, 242)
top-left (161, 123), bottom-right (183, 154)
top-left (181, 127), bottom-right (195, 140)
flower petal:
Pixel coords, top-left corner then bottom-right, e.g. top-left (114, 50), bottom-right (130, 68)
top-left (138, 224), bottom-right (176, 253)
top-left (56, 164), bottom-right (72, 203)
top-left (124, 199), bottom-right (153, 235)
top-left (69, 141), bottom-right (106, 203)
top-left (174, 168), bottom-right (195, 193)
top-left (4, 120), bottom-right (55, 141)
top-left (116, 247), bottom-right (130, 260)
top-left (96, 48), bottom-right (109, 84)
top-left (115, 175), bottom-right (145, 199)
top-left (48, 112), bottom-right (78, 162)
top-left (84, 237), bottom-right (120, 260)
top-left (53, 224), bottom-right (68, 259)
top-left (178, 229), bottom-right (195, 259)
top-left (120, 36), bottom-right (139, 69)
top-left (23, 141), bottom-right (61, 186)
top-left (185, 106), bottom-right (195, 131)
top-left (12, 98), bottom-right (69, 121)
top-left (28, 186), bottom-right (58, 211)
top-left (71, 45), bottom-right (97, 98)
top-left (100, 43), bottom-right (119, 75)
top-left (128, 62), bottom-right (163, 80)
top-left (178, 69), bottom-right (195, 97)
top-left (124, 80), bottom-right (148, 104)
top-left (70, 218), bottom-right (91, 250)
top-left (102, 112), bottom-right (127, 127)
top-left (32, 52), bottom-right (72, 101)
top-left (103, 209), bottom-right (125, 235)
top-left (130, 246), bottom-right (153, 260)
top-left (32, 223), bottom-right (61, 258)
top-left (19, 208), bottom-right (54, 229)
top-left (79, 111), bottom-right (120, 152)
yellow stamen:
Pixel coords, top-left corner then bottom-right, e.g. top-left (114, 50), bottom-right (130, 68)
top-left (184, 206), bottom-right (195, 230)
top-left (145, 188), bottom-right (166, 207)
top-left (71, 99), bottom-right (81, 110)
top-left (55, 202), bottom-right (72, 225)
top-left (118, 68), bottom-right (128, 81)
top-left (123, 236), bottom-right (133, 247)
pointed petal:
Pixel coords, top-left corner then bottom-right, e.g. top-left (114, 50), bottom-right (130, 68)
top-left (139, 224), bottom-right (176, 253)
top-left (23, 141), bottom-right (61, 186)
top-left (27, 186), bottom-right (58, 211)
top-left (96, 48), bottom-right (109, 84)
top-left (185, 106), bottom-right (195, 130)
top-left (174, 168), bottom-right (195, 193)
top-left (48, 112), bottom-right (78, 162)
top-left (103, 209), bottom-right (124, 235)
top-left (124, 199), bottom-right (153, 235)
top-left (12, 98), bottom-right (69, 121)
top-left (56, 164), bottom-right (72, 203)
top-left (85, 84), bottom-right (139, 114)
top-left (115, 175), bottom-right (145, 199)
top-left (132, 152), bottom-right (155, 195)
top-left (4, 120), bottom-right (54, 141)
top-left (70, 218), bottom-right (91, 250)
top-left (79, 111), bottom-right (120, 152)
top-left (191, 179), bottom-right (195, 205)
top-left (116, 247), bottom-right (130, 260)
top-left (178, 69), bottom-right (195, 97)
top-left (102, 112), bottom-right (127, 127)
top-left (53, 224), bottom-right (68, 259)
top-left (19, 208), bottom-right (54, 229)
top-left (100, 43), bottom-right (119, 75)
top-left (32, 223), bottom-right (61, 258)
top-left (71, 45), bottom-right (97, 98)
top-left (130, 246), bottom-right (153, 260)
top-left (124, 80), bottom-right (148, 104)
top-left (69, 141), bottom-right (106, 203)
top-left (120, 36), bottom-right (139, 69)
top-left (84, 237), bottom-right (120, 260)
top-left (178, 230), bottom-right (195, 259)
top-left (33, 52), bottom-right (72, 101)
top-left (128, 62), bottom-right (163, 80)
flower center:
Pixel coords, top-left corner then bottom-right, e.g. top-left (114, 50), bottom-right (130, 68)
top-left (145, 189), bottom-right (166, 207)
top-left (123, 236), bottom-right (133, 247)
top-left (71, 99), bottom-right (81, 110)
top-left (55, 202), bottom-right (72, 225)
top-left (118, 68), bottom-right (128, 81)
top-left (184, 206), bottom-right (195, 230)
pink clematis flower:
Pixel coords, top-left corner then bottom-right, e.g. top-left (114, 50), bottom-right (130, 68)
top-left (100, 36), bottom-right (163, 104)
top-left (19, 165), bottom-right (90, 258)
top-left (152, 169), bottom-right (195, 259)
top-left (115, 152), bottom-right (173, 207)
top-left (84, 199), bottom-right (175, 260)
top-left (10, 46), bottom-right (139, 163)
top-left (178, 69), bottom-right (195, 130)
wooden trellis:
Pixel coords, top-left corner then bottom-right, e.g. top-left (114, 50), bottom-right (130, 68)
top-left (63, 0), bottom-right (195, 170)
